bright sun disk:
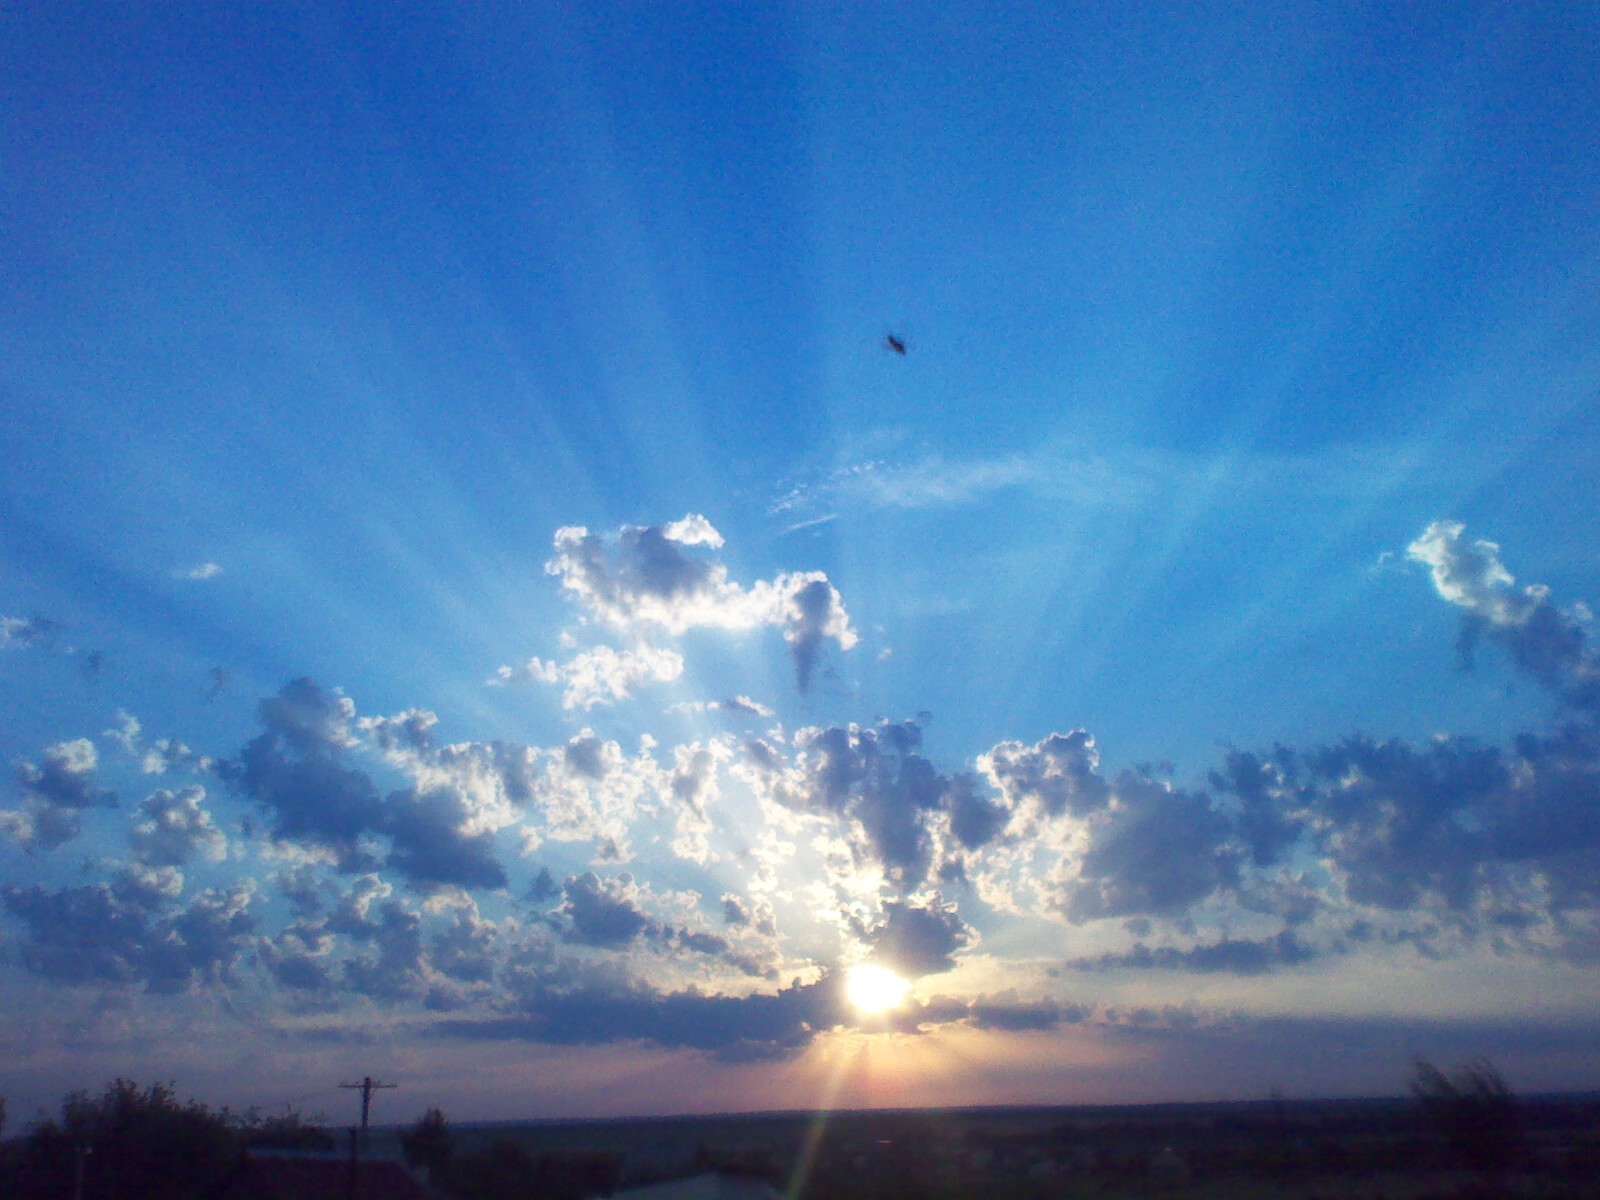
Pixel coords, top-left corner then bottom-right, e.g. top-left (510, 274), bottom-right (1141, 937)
top-left (845, 963), bottom-right (911, 1015)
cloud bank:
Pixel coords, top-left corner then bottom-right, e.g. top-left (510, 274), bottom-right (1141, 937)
top-left (4, 518), bottom-right (1599, 1069)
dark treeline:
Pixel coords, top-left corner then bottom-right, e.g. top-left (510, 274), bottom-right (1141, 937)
top-left (5, 1062), bottom-right (1600, 1200)
top-left (0, 1078), bottom-right (330, 1200)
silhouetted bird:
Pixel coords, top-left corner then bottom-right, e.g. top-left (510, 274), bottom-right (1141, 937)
top-left (884, 334), bottom-right (907, 355)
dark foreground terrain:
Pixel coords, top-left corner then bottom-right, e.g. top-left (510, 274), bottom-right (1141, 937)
top-left (6, 1079), bottom-right (1596, 1198)
top-left (369, 1093), bottom-right (1600, 1199)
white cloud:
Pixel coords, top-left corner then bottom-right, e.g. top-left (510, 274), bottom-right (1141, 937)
top-left (544, 516), bottom-right (858, 694)
top-left (1, 615), bottom-right (63, 649)
top-left (669, 695), bottom-right (777, 719)
top-left (558, 644), bottom-right (685, 710)
top-left (491, 643), bottom-right (685, 709)
top-left (175, 562), bottom-right (224, 581)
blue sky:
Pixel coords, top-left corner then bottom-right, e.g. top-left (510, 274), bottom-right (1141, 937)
top-left (3, 2), bottom-right (1599, 1123)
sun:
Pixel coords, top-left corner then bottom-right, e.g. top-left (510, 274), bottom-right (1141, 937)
top-left (845, 963), bottom-right (911, 1016)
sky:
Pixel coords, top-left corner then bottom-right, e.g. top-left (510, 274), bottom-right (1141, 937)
top-left (3, 1), bottom-right (1600, 1127)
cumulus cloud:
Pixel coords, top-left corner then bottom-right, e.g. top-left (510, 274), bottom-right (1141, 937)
top-left (129, 786), bottom-right (227, 867)
top-left (1409, 520), bottom-right (1600, 708)
top-left (384, 785), bottom-right (509, 892)
top-left (781, 721), bottom-right (954, 888)
top-left (175, 562), bottom-right (224, 581)
top-left (977, 731), bottom-right (1111, 828)
top-left (489, 657), bottom-right (563, 687)
top-left (545, 516), bottom-right (858, 693)
top-left (1, 876), bottom-right (256, 993)
top-left (553, 644), bottom-right (685, 709)
top-left (2, 738), bottom-right (119, 850)
top-left (861, 899), bottom-right (973, 977)
top-left (221, 681), bottom-right (524, 889)
top-left (11, 514), bottom-right (1600, 1067)
top-left (1053, 773), bottom-right (1239, 923)
top-left (221, 679), bottom-right (383, 869)
top-left (557, 871), bottom-right (655, 947)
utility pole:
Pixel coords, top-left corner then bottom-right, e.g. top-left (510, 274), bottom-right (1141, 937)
top-left (338, 1076), bottom-right (397, 1138)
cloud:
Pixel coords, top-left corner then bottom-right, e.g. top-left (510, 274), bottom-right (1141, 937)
top-left (175, 562), bottom-right (224, 581)
top-left (669, 696), bottom-right (776, 720)
top-left (0, 615), bottom-right (64, 649)
top-left (1065, 930), bottom-right (1321, 975)
top-left (384, 785), bottom-right (509, 892)
top-left (129, 785), bottom-right (227, 867)
top-left (977, 731), bottom-right (1111, 828)
top-left (441, 972), bottom-right (842, 1061)
top-left (1409, 520), bottom-right (1600, 708)
top-left (916, 992), bottom-right (1092, 1032)
top-left (9, 514), bottom-right (1600, 1078)
top-left (861, 899), bottom-right (973, 977)
top-left (551, 644), bottom-right (687, 709)
top-left (1, 875), bottom-right (256, 993)
top-left (1053, 773), bottom-right (1239, 923)
top-left (222, 681), bottom-right (522, 889)
top-left (341, 897), bottom-right (427, 1001)
top-left (747, 720), bottom-right (950, 889)
top-left (545, 516), bottom-right (857, 693)
top-left (220, 680), bottom-right (383, 870)
top-left (2, 738), bottom-right (119, 850)
top-left (489, 657), bottom-right (564, 687)
top-left (558, 872), bottom-right (654, 947)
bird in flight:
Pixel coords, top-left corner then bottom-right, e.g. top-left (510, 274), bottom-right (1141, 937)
top-left (884, 334), bottom-right (907, 355)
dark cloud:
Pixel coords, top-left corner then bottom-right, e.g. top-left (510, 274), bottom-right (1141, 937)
top-left (527, 866), bottom-right (559, 902)
top-left (2, 738), bottom-right (119, 850)
top-left (384, 786), bottom-right (507, 892)
top-left (917, 992), bottom-right (1092, 1032)
top-left (944, 772), bottom-right (1008, 850)
top-left (1065, 930), bottom-right (1321, 975)
top-left (1, 876), bottom-right (255, 993)
top-left (438, 972), bottom-right (842, 1061)
top-left (775, 720), bottom-right (950, 888)
top-left (560, 872), bottom-right (653, 947)
top-left (342, 899), bottom-right (427, 1001)
top-left (563, 732), bottom-right (610, 780)
top-left (16, 738), bottom-right (118, 812)
top-left (1208, 750), bottom-right (1306, 867)
top-left (979, 730), bottom-right (1110, 823)
top-left (862, 899), bottom-right (973, 977)
top-left (785, 577), bottom-right (851, 694)
top-left (221, 679), bottom-right (383, 870)
top-left (221, 681), bottom-right (513, 891)
top-left (1056, 774), bottom-right (1238, 922)
top-left (431, 907), bottom-right (500, 984)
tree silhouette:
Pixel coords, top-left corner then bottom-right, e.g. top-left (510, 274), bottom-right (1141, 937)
top-left (400, 1106), bottom-right (454, 1175)
top-left (4, 1079), bottom-right (238, 1200)
top-left (1410, 1056), bottom-right (1524, 1185)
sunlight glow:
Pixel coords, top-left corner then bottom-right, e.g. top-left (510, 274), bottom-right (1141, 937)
top-left (845, 964), bottom-right (911, 1015)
